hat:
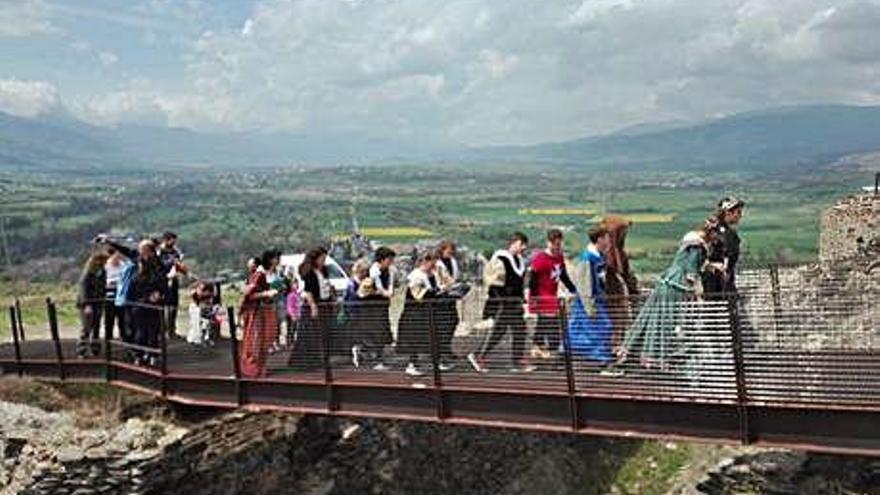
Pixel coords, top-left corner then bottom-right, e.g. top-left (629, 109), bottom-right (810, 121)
top-left (718, 196), bottom-right (745, 212)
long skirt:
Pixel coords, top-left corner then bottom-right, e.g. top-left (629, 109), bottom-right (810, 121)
top-left (605, 293), bottom-right (633, 350)
top-left (396, 300), bottom-right (434, 358)
top-left (240, 302), bottom-right (278, 378)
top-left (621, 283), bottom-right (688, 368)
top-left (434, 298), bottom-right (458, 358)
top-left (289, 304), bottom-right (333, 370)
top-left (353, 296), bottom-right (393, 353)
top-left (566, 297), bottom-right (613, 364)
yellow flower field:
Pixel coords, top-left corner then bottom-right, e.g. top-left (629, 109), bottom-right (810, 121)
top-left (360, 227), bottom-right (435, 237)
top-left (589, 213), bottom-right (676, 223)
top-left (518, 208), bottom-right (597, 216)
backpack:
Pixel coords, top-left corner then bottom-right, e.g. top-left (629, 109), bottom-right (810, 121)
top-left (114, 260), bottom-right (137, 307)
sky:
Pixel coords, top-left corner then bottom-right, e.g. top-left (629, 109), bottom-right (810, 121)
top-left (1, 0), bottom-right (880, 147)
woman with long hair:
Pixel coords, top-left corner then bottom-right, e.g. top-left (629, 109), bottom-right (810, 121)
top-left (103, 237), bottom-right (163, 365)
top-left (397, 251), bottom-right (439, 377)
top-left (289, 247), bottom-right (335, 370)
top-left (239, 252), bottom-right (280, 378)
top-left (618, 218), bottom-right (724, 370)
top-left (262, 249), bottom-right (286, 354)
top-left (128, 239), bottom-right (166, 366)
top-left (434, 240), bottom-right (463, 370)
top-left (77, 250), bottom-right (109, 358)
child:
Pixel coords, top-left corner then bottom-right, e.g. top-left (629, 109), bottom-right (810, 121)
top-left (188, 280), bottom-right (222, 346)
top-left (285, 277), bottom-right (301, 349)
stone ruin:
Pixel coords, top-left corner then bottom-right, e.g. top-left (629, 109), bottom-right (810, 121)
top-left (739, 189), bottom-right (879, 351)
top-left (819, 191), bottom-right (880, 268)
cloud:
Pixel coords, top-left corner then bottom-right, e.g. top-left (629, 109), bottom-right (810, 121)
top-left (98, 50), bottom-right (118, 66)
top-left (0, 0), bottom-right (59, 37)
top-left (0, 79), bottom-right (61, 117)
top-left (64, 0), bottom-right (880, 146)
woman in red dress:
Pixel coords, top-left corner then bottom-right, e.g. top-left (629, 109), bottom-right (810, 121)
top-left (239, 253), bottom-right (280, 378)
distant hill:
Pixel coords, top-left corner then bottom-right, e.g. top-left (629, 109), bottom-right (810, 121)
top-left (471, 105), bottom-right (880, 171)
top-left (0, 111), bottom-right (439, 171)
top-left (2, 104), bottom-right (880, 171)
top-left (0, 112), bottom-right (132, 172)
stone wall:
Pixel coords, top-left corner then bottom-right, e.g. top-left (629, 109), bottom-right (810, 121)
top-left (819, 193), bottom-right (880, 263)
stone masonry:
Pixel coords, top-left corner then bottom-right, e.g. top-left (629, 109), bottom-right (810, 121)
top-left (819, 192), bottom-right (880, 263)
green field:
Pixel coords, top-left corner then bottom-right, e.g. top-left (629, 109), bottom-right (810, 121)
top-left (0, 164), bottom-right (868, 297)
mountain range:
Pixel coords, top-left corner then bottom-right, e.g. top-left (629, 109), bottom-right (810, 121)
top-left (2, 104), bottom-right (880, 172)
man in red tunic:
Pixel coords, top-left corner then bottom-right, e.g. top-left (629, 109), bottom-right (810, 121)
top-left (526, 228), bottom-right (578, 359)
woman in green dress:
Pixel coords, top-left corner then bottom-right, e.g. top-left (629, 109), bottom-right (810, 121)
top-left (618, 218), bottom-right (724, 370)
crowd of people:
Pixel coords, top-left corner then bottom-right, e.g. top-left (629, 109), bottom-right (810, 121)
top-left (74, 232), bottom-right (190, 364)
top-left (75, 196), bottom-right (746, 379)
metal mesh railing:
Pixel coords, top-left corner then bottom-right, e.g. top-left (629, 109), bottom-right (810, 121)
top-left (2, 267), bottom-right (878, 411)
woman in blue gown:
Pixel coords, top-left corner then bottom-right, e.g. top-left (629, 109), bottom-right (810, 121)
top-left (567, 225), bottom-right (614, 365)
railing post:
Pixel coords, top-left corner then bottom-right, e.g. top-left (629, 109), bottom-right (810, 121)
top-left (558, 299), bottom-right (578, 432)
top-left (428, 299), bottom-right (447, 420)
top-left (159, 305), bottom-right (168, 398)
top-left (728, 293), bottom-right (751, 445)
top-left (9, 305), bottom-right (22, 377)
top-left (46, 298), bottom-right (65, 381)
top-left (321, 302), bottom-right (336, 413)
top-left (14, 299), bottom-right (25, 341)
top-left (769, 264), bottom-right (782, 343)
top-left (104, 302), bottom-right (113, 383)
top-left (226, 306), bottom-right (243, 407)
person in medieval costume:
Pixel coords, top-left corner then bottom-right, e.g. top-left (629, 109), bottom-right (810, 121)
top-left (618, 218), bottom-right (724, 371)
top-left (239, 253), bottom-right (280, 378)
top-left (467, 232), bottom-right (534, 373)
top-left (396, 252), bottom-right (440, 377)
top-left (566, 224), bottom-right (616, 370)
top-left (526, 229), bottom-right (579, 361)
top-left (599, 216), bottom-right (639, 353)
top-left (289, 247), bottom-right (336, 371)
top-left (703, 197), bottom-right (745, 299)
top-left (352, 247), bottom-right (396, 370)
top-left (434, 240), bottom-right (466, 369)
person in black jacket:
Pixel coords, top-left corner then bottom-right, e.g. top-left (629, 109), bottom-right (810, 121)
top-left (703, 197), bottom-right (745, 299)
top-left (468, 232), bottom-right (534, 373)
top-left (77, 250), bottom-right (109, 358)
top-left (158, 232), bottom-right (187, 339)
top-left (104, 237), bottom-right (166, 366)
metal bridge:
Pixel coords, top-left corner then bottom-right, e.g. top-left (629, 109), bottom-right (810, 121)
top-left (1, 265), bottom-right (878, 456)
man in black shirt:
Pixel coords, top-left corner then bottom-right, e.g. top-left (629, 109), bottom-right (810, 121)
top-left (157, 232), bottom-right (187, 339)
top-left (703, 197), bottom-right (745, 299)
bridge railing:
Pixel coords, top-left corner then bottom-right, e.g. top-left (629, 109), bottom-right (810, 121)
top-left (2, 278), bottom-right (878, 413)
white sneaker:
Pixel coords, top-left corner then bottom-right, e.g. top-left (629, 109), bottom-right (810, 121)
top-left (372, 362), bottom-right (390, 371)
top-left (510, 364), bottom-right (537, 373)
top-left (351, 345), bottom-right (361, 368)
top-left (405, 363), bottom-right (424, 377)
top-left (599, 367), bottom-right (624, 377)
top-left (467, 353), bottom-right (487, 373)
top-left (438, 361), bottom-right (455, 372)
